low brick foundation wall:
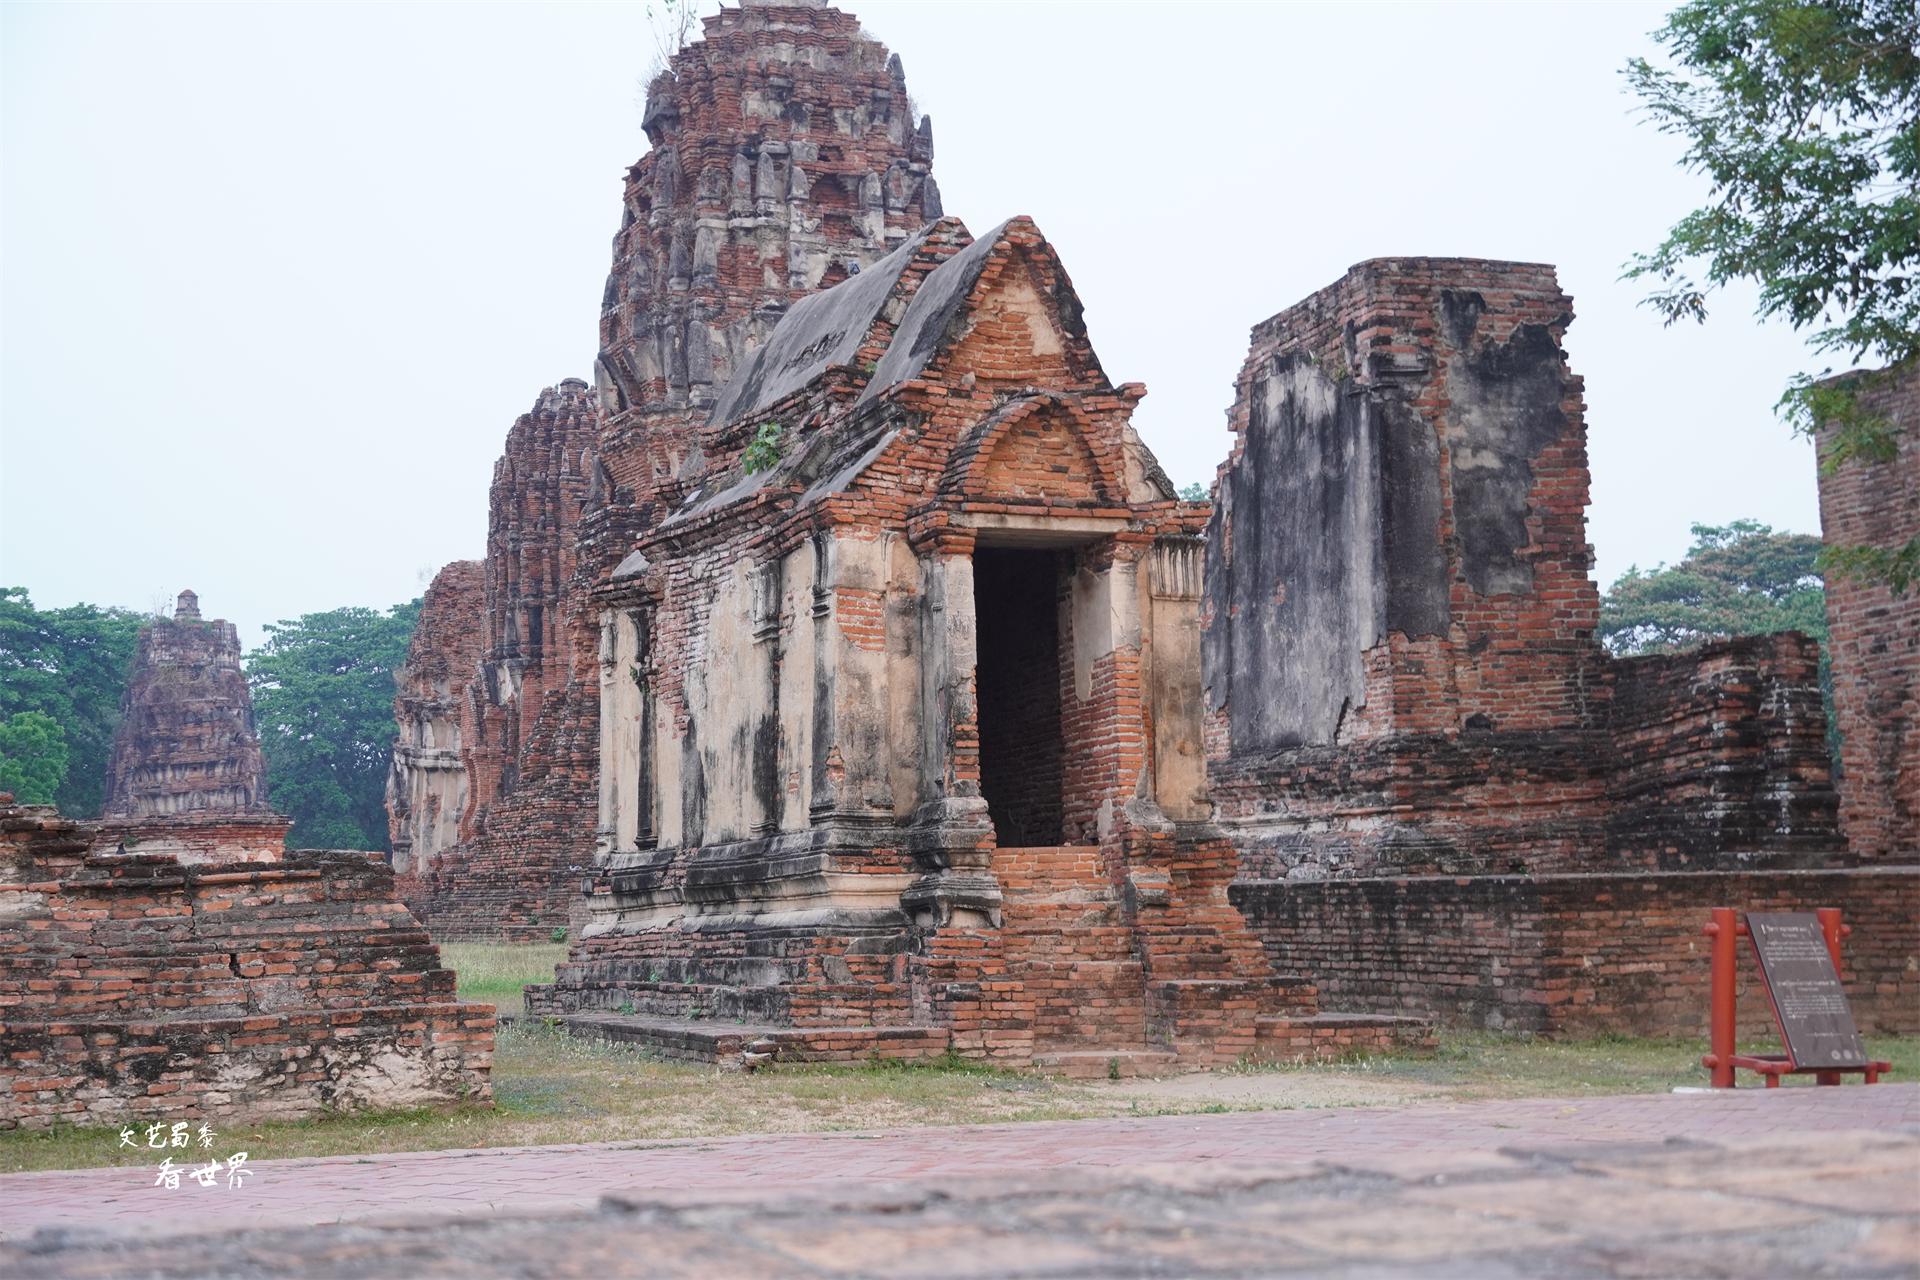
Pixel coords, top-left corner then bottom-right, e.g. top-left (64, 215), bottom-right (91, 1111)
top-left (2, 1004), bottom-right (495, 1130)
top-left (0, 801), bottom-right (494, 1131)
top-left (1230, 867), bottom-right (1920, 1039)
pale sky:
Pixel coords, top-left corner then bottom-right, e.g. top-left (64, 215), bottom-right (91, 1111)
top-left (2, 1), bottom-right (1831, 649)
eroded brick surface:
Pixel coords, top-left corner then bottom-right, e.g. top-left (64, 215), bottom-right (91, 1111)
top-left (1818, 362), bottom-right (1919, 858)
top-left (1232, 866), bottom-right (1920, 1036)
top-left (96, 592), bottom-right (289, 863)
top-left (1203, 260), bottom-right (1840, 880)
top-left (0, 801), bottom-right (493, 1130)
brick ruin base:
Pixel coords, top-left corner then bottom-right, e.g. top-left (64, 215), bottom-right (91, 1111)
top-left (1231, 866), bottom-right (1919, 1039)
top-left (0, 800), bottom-right (493, 1131)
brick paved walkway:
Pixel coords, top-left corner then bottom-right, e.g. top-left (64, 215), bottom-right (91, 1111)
top-left (2, 1084), bottom-right (1914, 1245)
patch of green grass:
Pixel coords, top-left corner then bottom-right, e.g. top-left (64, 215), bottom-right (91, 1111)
top-left (1295, 1030), bottom-right (1920, 1098)
top-left (441, 942), bottom-right (568, 1016)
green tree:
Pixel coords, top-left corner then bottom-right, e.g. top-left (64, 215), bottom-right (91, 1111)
top-left (1178, 482), bottom-right (1209, 502)
top-left (0, 711), bottom-right (70, 805)
top-left (0, 587), bottom-right (147, 815)
top-left (1625, 0), bottom-right (1919, 591)
top-left (1600, 519), bottom-right (1826, 654)
top-left (247, 600), bottom-right (421, 851)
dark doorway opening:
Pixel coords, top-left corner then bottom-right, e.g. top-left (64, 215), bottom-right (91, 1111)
top-left (973, 547), bottom-right (1066, 846)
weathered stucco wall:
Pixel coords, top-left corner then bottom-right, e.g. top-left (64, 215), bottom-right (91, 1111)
top-left (1204, 257), bottom-right (1839, 880)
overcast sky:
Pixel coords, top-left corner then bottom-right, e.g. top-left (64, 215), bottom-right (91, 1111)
top-left (2, 1), bottom-right (1833, 648)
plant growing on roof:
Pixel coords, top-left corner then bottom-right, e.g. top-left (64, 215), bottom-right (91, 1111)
top-left (742, 421), bottom-right (785, 475)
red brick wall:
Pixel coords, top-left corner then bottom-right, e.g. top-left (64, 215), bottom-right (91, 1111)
top-left (1817, 362), bottom-right (1919, 857)
top-left (1231, 867), bottom-right (1919, 1038)
top-left (1606, 633), bottom-right (1839, 867)
top-left (0, 801), bottom-right (493, 1130)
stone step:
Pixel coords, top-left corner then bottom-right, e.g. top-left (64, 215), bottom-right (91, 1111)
top-left (556, 1011), bottom-right (951, 1067)
top-left (1032, 1049), bottom-right (1181, 1080)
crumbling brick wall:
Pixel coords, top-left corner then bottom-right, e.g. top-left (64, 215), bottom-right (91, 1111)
top-left (0, 799), bottom-right (493, 1131)
top-left (388, 560), bottom-right (483, 879)
top-left (1607, 633), bottom-right (1838, 866)
top-left (1205, 258), bottom-right (1840, 879)
top-left (1817, 361), bottom-right (1919, 857)
top-left (1231, 867), bottom-right (1918, 1039)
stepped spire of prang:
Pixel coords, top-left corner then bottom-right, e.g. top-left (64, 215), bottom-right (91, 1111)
top-left (591, 0), bottom-right (940, 507)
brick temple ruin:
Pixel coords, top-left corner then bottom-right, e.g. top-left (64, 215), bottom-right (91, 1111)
top-left (1206, 264), bottom-right (1915, 1037)
top-left (391, 0), bottom-right (939, 940)
top-left (521, 213), bottom-right (1423, 1069)
top-left (0, 594), bottom-right (492, 1130)
top-left (391, 0), bottom-right (1917, 1061)
top-left (96, 590), bottom-right (291, 863)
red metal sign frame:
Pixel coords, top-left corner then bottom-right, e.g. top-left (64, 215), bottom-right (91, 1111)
top-left (1701, 906), bottom-right (1892, 1088)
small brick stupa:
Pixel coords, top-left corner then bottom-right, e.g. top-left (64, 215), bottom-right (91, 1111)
top-left (96, 590), bottom-right (291, 862)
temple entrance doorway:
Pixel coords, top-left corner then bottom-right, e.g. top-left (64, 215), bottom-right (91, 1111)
top-left (972, 546), bottom-right (1067, 847)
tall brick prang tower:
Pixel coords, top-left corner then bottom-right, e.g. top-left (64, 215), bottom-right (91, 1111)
top-left (396, 1), bottom-right (943, 937)
top-left (98, 590), bottom-right (290, 862)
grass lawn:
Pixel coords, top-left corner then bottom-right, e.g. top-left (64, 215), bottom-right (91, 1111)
top-left (437, 941), bottom-right (568, 1017)
top-left (2, 944), bottom-right (1910, 1175)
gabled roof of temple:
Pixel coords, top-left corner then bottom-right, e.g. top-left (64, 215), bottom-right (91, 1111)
top-left (707, 220), bottom-right (958, 429)
top-left (856, 218), bottom-right (1009, 405)
top-left (668, 214), bottom-right (1113, 531)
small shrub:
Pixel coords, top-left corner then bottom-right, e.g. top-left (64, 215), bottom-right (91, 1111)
top-left (742, 421), bottom-right (784, 474)
top-left (549, 927), bottom-right (569, 944)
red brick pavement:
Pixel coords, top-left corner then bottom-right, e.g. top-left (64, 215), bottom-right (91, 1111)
top-left (3, 1085), bottom-right (1914, 1242)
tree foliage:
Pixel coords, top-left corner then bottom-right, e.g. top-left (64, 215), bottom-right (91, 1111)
top-left (247, 601), bottom-right (420, 851)
top-left (1600, 519), bottom-right (1825, 654)
top-left (1625, 0), bottom-right (1919, 590)
top-left (0, 587), bottom-right (147, 814)
top-left (0, 711), bottom-right (70, 805)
